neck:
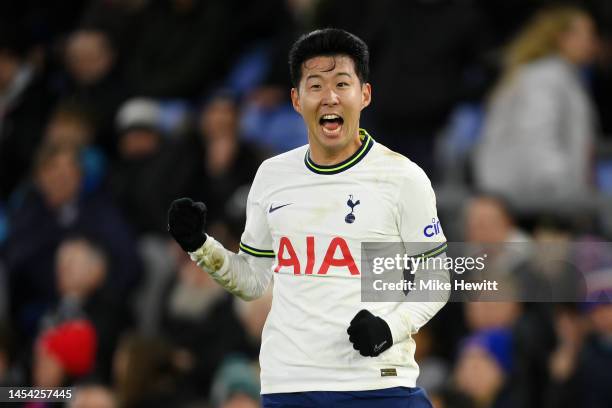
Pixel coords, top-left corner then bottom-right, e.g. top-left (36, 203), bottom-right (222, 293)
top-left (308, 130), bottom-right (362, 165)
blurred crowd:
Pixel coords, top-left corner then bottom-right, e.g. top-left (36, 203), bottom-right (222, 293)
top-left (1, 0), bottom-right (612, 407)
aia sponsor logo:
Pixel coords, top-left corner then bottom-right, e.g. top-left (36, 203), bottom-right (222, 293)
top-left (274, 236), bottom-right (359, 275)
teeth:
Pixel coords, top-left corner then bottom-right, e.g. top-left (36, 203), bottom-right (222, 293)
top-left (321, 114), bottom-right (340, 120)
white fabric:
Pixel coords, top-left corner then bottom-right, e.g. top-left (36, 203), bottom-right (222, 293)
top-left (475, 56), bottom-right (596, 211)
top-left (190, 140), bottom-right (448, 393)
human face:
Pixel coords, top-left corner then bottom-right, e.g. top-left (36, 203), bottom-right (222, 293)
top-left (37, 151), bottom-right (82, 209)
top-left (454, 346), bottom-right (504, 404)
top-left (291, 55), bottom-right (371, 161)
top-left (465, 197), bottom-right (512, 243)
top-left (65, 31), bottom-right (114, 85)
top-left (559, 14), bottom-right (598, 65)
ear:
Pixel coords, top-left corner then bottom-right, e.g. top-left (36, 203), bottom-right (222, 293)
top-left (361, 83), bottom-right (372, 110)
top-left (290, 88), bottom-right (301, 114)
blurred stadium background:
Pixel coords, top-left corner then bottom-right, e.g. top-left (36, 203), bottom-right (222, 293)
top-left (1, 0), bottom-right (612, 407)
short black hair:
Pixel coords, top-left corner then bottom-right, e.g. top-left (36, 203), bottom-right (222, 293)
top-left (289, 28), bottom-right (369, 87)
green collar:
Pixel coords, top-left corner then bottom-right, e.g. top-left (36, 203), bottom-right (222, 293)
top-left (304, 129), bottom-right (374, 175)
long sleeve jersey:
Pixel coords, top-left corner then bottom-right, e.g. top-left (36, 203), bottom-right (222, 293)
top-left (190, 130), bottom-right (449, 394)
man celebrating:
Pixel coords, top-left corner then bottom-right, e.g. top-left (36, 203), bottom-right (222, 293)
top-left (168, 28), bottom-right (448, 407)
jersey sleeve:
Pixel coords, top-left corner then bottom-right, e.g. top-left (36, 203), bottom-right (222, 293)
top-left (396, 165), bottom-right (446, 247)
top-left (384, 165), bottom-right (449, 343)
top-left (189, 163), bottom-right (275, 301)
top-left (239, 165), bottom-right (275, 258)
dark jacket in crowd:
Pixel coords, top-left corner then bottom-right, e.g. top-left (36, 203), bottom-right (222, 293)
top-left (57, 69), bottom-right (129, 157)
top-left (110, 147), bottom-right (182, 236)
top-left (160, 281), bottom-right (253, 399)
top-left (4, 187), bottom-right (142, 338)
top-left (123, 0), bottom-right (234, 99)
top-left (0, 74), bottom-right (55, 200)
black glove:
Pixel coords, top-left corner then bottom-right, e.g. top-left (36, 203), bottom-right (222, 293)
top-left (347, 309), bottom-right (393, 357)
top-left (167, 197), bottom-right (208, 252)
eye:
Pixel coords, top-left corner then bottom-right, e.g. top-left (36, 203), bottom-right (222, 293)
top-left (310, 84), bottom-right (321, 90)
top-left (337, 82), bottom-right (349, 88)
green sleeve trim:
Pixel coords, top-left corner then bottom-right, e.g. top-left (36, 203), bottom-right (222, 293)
top-left (239, 242), bottom-right (275, 258)
top-left (409, 242), bottom-right (447, 260)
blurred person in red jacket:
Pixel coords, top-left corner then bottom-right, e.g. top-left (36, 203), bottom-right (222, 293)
top-left (33, 319), bottom-right (97, 387)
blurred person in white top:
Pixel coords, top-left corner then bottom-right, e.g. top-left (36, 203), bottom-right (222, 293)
top-left (475, 5), bottom-right (599, 214)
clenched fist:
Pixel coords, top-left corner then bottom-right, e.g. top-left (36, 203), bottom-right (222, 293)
top-left (167, 197), bottom-right (208, 252)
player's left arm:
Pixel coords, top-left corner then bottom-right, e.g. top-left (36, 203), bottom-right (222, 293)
top-left (348, 166), bottom-right (450, 356)
top-left (384, 168), bottom-right (450, 343)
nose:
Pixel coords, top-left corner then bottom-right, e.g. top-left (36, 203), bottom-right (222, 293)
top-left (321, 86), bottom-right (340, 106)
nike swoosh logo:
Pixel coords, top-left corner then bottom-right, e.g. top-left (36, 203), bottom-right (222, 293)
top-left (269, 203), bottom-right (292, 213)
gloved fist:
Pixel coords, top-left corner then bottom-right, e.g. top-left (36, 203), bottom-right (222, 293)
top-left (167, 197), bottom-right (208, 252)
top-left (347, 309), bottom-right (393, 357)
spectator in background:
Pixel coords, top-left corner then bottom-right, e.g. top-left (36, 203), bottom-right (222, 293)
top-left (462, 195), bottom-right (526, 347)
top-left (463, 194), bottom-right (558, 408)
top-left (463, 195), bottom-right (532, 287)
top-left (69, 384), bottom-right (118, 408)
top-left (48, 236), bottom-right (128, 382)
top-left (175, 92), bottom-right (265, 248)
top-left (474, 5), bottom-right (599, 215)
top-left (545, 300), bottom-right (612, 408)
top-left (112, 333), bottom-right (182, 408)
top-left (45, 101), bottom-right (106, 194)
top-left (61, 29), bottom-right (127, 156)
top-left (465, 302), bottom-right (522, 333)
top-left (55, 237), bottom-right (108, 308)
top-left (45, 102), bottom-right (96, 148)
top-left (5, 143), bottom-right (141, 342)
top-left (464, 196), bottom-right (530, 244)
top-left (110, 98), bottom-right (178, 236)
top-left (159, 248), bottom-right (251, 400)
top-left (32, 319), bottom-right (97, 387)
top-left (210, 355), bottom-right (261, 408)
top-left (0, 24), bottom-right (55, 200)
top-left (453, 329), bottom-right (516, 408)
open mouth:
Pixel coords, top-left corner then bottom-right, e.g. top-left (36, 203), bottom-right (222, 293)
top-left (319, 114), bottom-right (344, 135)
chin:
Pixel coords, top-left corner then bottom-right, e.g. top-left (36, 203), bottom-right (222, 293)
top-left (318, 134), bottom-right (346, 149)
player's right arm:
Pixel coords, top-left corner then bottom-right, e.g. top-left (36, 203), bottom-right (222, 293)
top-left (167, 168), bottom-right (275, 301)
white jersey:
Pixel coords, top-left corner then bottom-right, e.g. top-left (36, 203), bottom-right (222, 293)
top-left (191, 129), bottom-right (448, 394)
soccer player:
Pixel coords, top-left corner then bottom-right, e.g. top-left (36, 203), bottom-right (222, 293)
top-left (168, 28), bottom-right (449, 407)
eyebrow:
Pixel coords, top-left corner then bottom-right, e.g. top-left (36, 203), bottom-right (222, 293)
top-left (305, 72), bottom-right (353, 81)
